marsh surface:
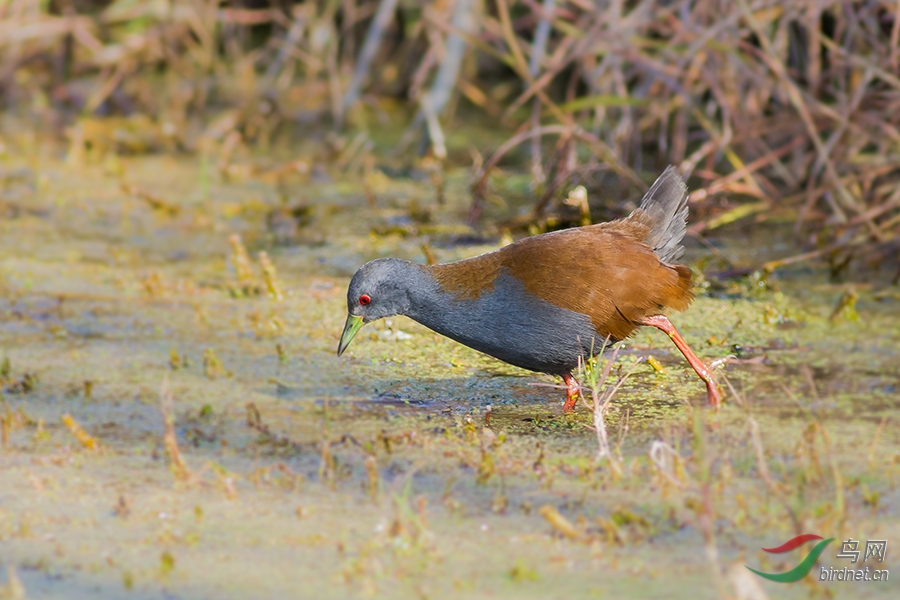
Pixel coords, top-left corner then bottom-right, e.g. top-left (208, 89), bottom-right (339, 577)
top-left (1, 146), bottom-right (898, 599)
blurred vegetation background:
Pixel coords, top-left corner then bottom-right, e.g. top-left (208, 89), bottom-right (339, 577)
top-left (1, 0), bottom-right (899, 277)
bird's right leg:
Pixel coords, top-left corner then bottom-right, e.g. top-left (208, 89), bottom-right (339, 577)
top-left (561, 372), bottom-right (580, 412)
top-left (641, 314), bottom-right (723, 407)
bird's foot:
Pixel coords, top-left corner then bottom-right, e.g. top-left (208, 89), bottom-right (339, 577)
top-left (562, 372), bottom-right (580, 413)
top-left (706, 379), bottom-right (723, 408)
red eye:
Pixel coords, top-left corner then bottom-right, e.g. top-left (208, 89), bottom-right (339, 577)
top-left (359, 294), bottom-right (371, 306)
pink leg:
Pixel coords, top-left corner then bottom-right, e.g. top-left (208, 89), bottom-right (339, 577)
top-left (641, 315), bottom-right (722, 408)
top-left (561, 372), bottom-right (580, 413)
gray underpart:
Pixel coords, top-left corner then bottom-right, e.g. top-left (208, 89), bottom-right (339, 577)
top-left (406, 270), bottom-right (608, 375)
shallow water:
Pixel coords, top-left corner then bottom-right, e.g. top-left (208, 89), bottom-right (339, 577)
top-left (1, 147), bottom-right (898, 599)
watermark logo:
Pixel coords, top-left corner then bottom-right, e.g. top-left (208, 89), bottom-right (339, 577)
top-left (747, 535), bottom-right (889, 583)
top-left (820, 538), bottom-right (889, 582)
top-left (746, 534), bottom-right (834, 583)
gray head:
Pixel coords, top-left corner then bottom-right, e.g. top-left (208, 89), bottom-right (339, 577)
top-left (337, 258), bottom-right (419, 355)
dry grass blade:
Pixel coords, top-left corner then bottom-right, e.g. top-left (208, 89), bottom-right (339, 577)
top-left (61, 414), bottom-right (100, 451)
top-left (538, 504), bottom-right (586, 540)
top-left (160, 378), bottom-right (193, 484)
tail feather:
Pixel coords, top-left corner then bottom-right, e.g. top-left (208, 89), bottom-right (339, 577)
top-left (634, 166), bottom-right (689, 263)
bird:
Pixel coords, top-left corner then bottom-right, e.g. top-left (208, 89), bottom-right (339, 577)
top-left (337, 166), bottom-right (722, 411)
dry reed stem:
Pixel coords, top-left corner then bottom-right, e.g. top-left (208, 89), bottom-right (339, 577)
top-left (748, 416), bottom-right (799, 532)
top-left (578, 342), bottom-right (645, 475)
top-left (228, 234), bottom-right (256, 285)
top-left (2, 0), bottom-right (899, 259)
top-left (4, 565), bottom-right (25, 600)
top-left (257, 251), bottom-right (284, 301)
top-left (648, 441), bottom-right (684, 488)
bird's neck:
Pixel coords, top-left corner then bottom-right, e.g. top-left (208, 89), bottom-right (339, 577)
top-left (402, 265), bottom-right (465, 335)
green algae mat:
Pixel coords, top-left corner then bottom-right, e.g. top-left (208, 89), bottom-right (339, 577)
top-left (1, 153), bottom-right (898, 599)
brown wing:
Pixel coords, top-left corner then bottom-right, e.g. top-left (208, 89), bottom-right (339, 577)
top-left (499, 223), bottom-right (693, 339)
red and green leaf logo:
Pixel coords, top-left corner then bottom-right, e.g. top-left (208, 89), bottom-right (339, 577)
top-left (746, 534), bottom-right (835, 582)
